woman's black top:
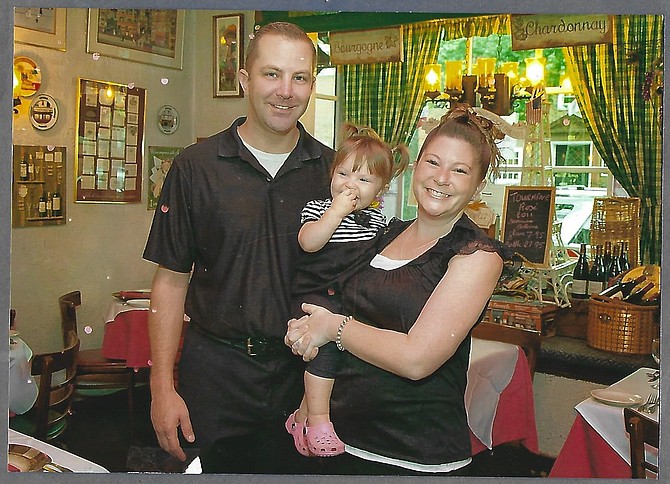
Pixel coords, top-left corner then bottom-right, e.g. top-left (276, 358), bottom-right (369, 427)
top-left (330, 215), bottom-right (507, 465)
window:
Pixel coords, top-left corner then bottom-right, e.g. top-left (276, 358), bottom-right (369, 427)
top-left (313, 66), bottom-right (337, 148)
top-left (399, 33), bottom-right (618, 250)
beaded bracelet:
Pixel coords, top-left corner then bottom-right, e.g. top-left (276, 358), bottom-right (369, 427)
top-left (336, 315), bottom-right (353, 351)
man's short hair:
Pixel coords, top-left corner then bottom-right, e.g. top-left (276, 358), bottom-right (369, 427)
top-left (245, 21), bottom-right (317, 75)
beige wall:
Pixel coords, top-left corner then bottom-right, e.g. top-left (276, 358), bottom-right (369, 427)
top-left (11, 9), bottom-right (255, 353)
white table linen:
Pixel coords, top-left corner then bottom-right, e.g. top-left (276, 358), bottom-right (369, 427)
top-left (105, 298), bottom-right (150, 323)
top-left (8, 429), bottom-right (109, 473)
top-left (465, 337), bottom-right (519, 449)
top-left (575, 367), bottom-right (658, 466)
top-left (9, 337), bottom-right (38, 415)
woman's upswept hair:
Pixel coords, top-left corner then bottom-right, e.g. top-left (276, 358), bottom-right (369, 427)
top-left (417, 103), bottom-right (506, 181)
top-left (332, 123), bottom-right (410, 187)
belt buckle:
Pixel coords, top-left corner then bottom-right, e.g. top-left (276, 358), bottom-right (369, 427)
top-left (246, 338), bottom-right (257, 356)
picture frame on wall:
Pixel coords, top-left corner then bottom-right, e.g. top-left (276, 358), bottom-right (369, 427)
top-left (147, 146), bottom-right (182, 211)
top-left (14, 7), bottom-right (67, 51)
top-left (213, 13), bottom-right (244, 98)
top-left (75, 78), bottom-right (146, 204)
top-left (86, 9), bottom-right (185, 70)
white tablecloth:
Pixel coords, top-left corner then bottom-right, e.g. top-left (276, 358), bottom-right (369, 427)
top-left (465, 337), bottom-right (519, 449)
top-left (8, 337), bottom-right (38, 415)
top-left (105, 298), bottom-right (150, 323)
top-left (8, 429), bottom-right (108, 473)
top-left (575, 367), bottom-right (659, 466)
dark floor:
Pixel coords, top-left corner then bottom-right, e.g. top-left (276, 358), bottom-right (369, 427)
top-left (56, 385), bottom-right (555, 476)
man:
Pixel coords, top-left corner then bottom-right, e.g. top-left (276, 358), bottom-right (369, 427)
top-left (143, 22), bottom-right (333, 473)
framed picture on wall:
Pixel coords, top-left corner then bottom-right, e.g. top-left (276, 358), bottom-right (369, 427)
top-left (147, 146), bottom-right (182, 211)
top-left (213, 14), bottom-right (244, 98)
top-left (87, 9), bottom-right (185, 69)
top-left (14, 7), bottom-right (67, 51)
top-left (75, 78), bottom-right (146, 203)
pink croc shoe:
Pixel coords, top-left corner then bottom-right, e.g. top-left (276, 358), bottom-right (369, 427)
top-left (304, 420), bottom-right (345, 457)
top-left (284, 410), bottom-right (312, 457)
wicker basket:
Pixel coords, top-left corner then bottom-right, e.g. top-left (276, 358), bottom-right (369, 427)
top-left (587, 295), bottom-right (659, 354)
top-left (589, 197), bottom-right (641, 267)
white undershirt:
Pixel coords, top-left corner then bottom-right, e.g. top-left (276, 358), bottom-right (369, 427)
top-left (238, 136), bottom-right (290, 178)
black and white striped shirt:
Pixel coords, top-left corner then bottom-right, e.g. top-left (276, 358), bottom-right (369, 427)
top-left (301, 199), bottom-right (386, 243)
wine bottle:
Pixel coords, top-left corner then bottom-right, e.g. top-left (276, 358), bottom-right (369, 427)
top-left (46, 192), bottom-right (53, 217)
top-left (588, 245), bottom-right (606, 295)
top-left (606, 243), bottom-right (622, 286)
top-left (624, 282), bottom-right (655, 305)
top-left (52, 186), bottom-right (62, 217)
top-left (27, 155), bottom-right (35, 181)
top-left (641, 288), bottom-right (660, 306)
top-left (599, 275), bottom-right (647, 299)
top-left (618, 242), bottom-right (631, 273)
top-left (603, 241), bottom-right (612, 272)
top-left (19, 155), bottom-right (28, 181)
top-left (571, 243), bottom-right (590, 299)
top-left (38, 191), bottom-right (48, 217)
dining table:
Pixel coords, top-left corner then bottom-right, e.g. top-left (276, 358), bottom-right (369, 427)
top-left (183, 336), bottom-right (539, 473)
top-left (549, 367), bottom-right (659, 478)
top-left (102, 296), bottom-right (152, 368)
top-left (8, 428), bottom-right (108, 473)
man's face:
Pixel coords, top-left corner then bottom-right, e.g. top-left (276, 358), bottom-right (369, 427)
top-left (239, 34), bottom-right (315, 138)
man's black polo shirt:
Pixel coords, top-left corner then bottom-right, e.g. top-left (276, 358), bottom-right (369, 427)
top-left (143, 118), bottom-right (333, 339)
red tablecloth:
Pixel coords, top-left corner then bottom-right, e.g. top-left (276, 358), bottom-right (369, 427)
top-left (549, 413), bottom-right (631, 478)
top-left (469, 347), bottom-right (539, 455)
top-left (102, 307), bottom-right (151, 368)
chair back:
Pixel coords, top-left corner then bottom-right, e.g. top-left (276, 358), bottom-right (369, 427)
top-left (58, 290), bottom-right (82, 346)
top-left (30, 330), bottom-right (80, 441)
top-left (471, 321), bottom-right (542, 378)
top-left (624, 406), bottom-right (659, 478)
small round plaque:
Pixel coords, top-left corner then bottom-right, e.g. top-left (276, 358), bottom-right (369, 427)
top-left (29, 93), bottom-right (59, 130)
top-left (157, 104), bottom-right (179, 135)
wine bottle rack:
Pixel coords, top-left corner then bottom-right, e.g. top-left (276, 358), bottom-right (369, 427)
top-left (12, 145), bottom-right (67, 228)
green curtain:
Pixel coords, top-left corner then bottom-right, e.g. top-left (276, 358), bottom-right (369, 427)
top-left (564, 15), bottom-right (663, 264)
top-left (342, 20), bottom-right (443, 146)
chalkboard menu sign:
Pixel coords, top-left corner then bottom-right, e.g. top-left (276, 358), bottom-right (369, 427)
top-left (501, 186), bottom-right (556, 267)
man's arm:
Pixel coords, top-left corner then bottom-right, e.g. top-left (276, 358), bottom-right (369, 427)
top-left (148, 265), bottom-right (194, 461)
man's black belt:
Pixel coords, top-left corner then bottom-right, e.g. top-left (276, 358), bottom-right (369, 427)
top-left (190, 323), bottom-right (286, 357)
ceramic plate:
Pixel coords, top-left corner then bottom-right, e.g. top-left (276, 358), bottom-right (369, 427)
top-left (591, 389), bottom-right (644, 406)
top-left (126, 298), bottom-right (150, 308)
top-left (7, 444), bottom-right (51, 472)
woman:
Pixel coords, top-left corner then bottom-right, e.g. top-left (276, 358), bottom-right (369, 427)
top-left (285, 104), bottom-right (511, 475)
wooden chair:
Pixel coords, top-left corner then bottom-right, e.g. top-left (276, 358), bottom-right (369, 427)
top-left (58, 290), bottom-right (147, 433)
top-left (10, 330), bottom-right (80, 441)
top-left (624, 406), bottom-right (659, 478)
top-left (471, 321), bottom-right (542, 379)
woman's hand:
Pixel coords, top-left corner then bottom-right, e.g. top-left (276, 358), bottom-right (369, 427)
top-left (285, 303), bottom-right (341, 361)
